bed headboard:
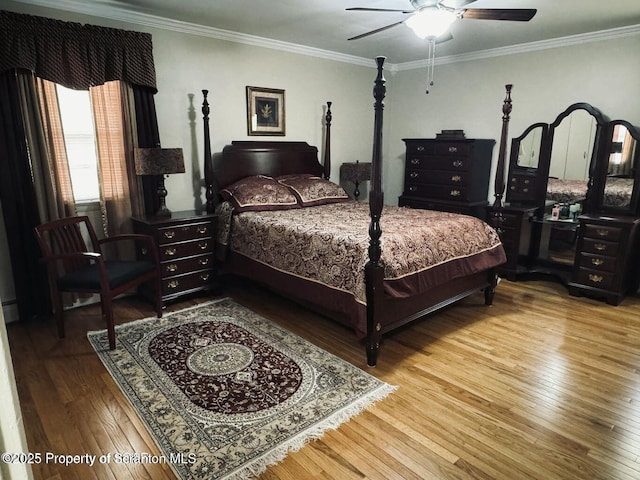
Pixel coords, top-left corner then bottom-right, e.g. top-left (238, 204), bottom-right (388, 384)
top-left (213, 141), bottom-right (325, 190)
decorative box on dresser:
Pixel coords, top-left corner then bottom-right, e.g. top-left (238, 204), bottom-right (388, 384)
top-left (568, 215), bottom-right (640, 305)
top-left (398, 136), bottom-right (495, 220)
top-left (131, 210), bottom-right (218, 304)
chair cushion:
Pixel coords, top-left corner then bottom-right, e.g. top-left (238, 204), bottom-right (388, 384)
top-left (58, 260), bottom-right (156, 291)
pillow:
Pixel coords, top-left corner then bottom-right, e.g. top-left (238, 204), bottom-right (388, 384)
top-left (277, 175), bottom-right (350, 207)
top-left (220, 175), bottom-right (299, 212)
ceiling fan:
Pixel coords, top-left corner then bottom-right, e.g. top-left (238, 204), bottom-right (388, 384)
top-left (347, 0), bottom-right (537, 41)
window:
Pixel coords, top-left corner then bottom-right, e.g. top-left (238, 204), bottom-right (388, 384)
top-left (56, 85), bottom-right (101, 203)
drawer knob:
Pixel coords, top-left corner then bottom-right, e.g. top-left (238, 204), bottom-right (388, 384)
top-left (168, 280), bottom-right (179, 289)
top-left (409, 186), bottom-right (418, 192)
top-left (523, 188), bottom-right (529, 193)
top-left (410, 158), bottom-right (420, 165)
top-left (198, 241), bottom-right (208, 250)
top-left (200, 273), bottom-right (210, 281)
top-left (450, 189), bottom-right (461, 197)
top-left (588, 274), bottom-right (603, 283)
top-left (410, 172), bottom-right (419, 179)
top-left (591, 258), bottom-right (604, 266)
top-left (198, 226), bottom-right (208, 234)
top-left (141, 247), bottom-right (148, 255)
top-left (199, 257), bottom-right (210, 265)
top-left (166, 263), bottom-right (178, 272)
top-left (452, 160), bottom-right (463, 168)
top-left (416, 145), bottom-right (425, 152)
top-left (594, 243), bottom-right (606, 252)
top-left (165, 247), bottom-right (177, 256)
top-left (596, 229), bottom-right (609, 237)
top-left (451, 175), bottom-right (462, 182)
top-left (163, 230), bottom-right (175, 239)
top-left (448, 146), bottom-right (458, 153)
top-left (524, 179), bottom-right (530, 184)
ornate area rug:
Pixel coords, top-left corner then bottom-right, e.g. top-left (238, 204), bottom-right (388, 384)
top-left (88, 298), bottom-right (395, 480)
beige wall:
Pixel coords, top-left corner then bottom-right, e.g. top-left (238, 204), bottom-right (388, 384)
top-left (1, 1), bottom-right (640, 321)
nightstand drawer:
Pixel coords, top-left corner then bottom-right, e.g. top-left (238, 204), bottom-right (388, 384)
top-left (159, 238), bottom-right (214, 261)
top-left (162, 269), bottom-right (215, 295)
top-left (157, 221), bottom-right (213, 245)
top-left (161, 253), bottom-right (214, 277)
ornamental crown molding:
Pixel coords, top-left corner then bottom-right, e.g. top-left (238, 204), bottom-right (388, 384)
top-left (9, 0), bottom-right (640, 72)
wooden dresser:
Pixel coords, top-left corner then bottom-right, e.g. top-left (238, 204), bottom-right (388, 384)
top-left (131, 210), bottom-right (218, 304)
top-left (568, 214), bottom-right (640, 305)
top-left (398, 137), bottom-right (495, 220)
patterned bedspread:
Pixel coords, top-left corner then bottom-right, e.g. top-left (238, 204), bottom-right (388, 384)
top-left (218, 201), bottom-right (505, 306)
top-left (546, 178), bottom-right (587, 204)
top-left (546, 177), bottom-right (633, 207)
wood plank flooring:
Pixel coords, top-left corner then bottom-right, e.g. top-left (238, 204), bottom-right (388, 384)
top-left (6, 276), bottom-right (640, 479)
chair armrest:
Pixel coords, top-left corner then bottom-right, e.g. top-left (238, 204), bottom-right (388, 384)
top-left (40, 251), bottom-right (102, 264)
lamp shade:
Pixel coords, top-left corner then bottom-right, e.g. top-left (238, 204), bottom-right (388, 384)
top-left (406, 7), bottom-right (456, 39)
top-left (340, 161), bottom-right (372, 183)
top-left (134, 147), bottom-right (185, 175)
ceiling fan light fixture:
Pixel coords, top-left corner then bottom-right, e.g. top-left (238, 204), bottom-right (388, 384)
top-left (406, 7), bottom-right (456, 39)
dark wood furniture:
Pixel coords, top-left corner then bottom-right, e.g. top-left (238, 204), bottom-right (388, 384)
top-left (569, 215), bottom-right (640, 305)
top-left (131, 210), bottom-right (218, 304)
top-left (399, 136), bottom-right (495, 220)
top-left (202, 58), bottom-right (502, 366)
top-left (35, 215), bottom-right (163, 350)
top-left (492, 97), bottom-right (640, 304)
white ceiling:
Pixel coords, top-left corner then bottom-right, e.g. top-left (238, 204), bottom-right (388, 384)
top-left (12, 0), bottom-right (640, 66)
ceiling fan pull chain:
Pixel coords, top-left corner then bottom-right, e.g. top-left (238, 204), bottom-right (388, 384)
top-left (425, 37), bottom-right (436, 94)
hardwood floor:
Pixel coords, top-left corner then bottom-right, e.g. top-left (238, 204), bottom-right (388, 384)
top-left (7, 276), bottom-right (640, 480)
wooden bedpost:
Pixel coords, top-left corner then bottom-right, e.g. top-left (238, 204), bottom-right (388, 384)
top-left (323, 101), bottom-right (332, 180)
top-left (491, 84), bottom-right (513, 233)
top-left (365, 56), bottom-right (386, 367)
top-left (202, 89), bottom-right (217, 213)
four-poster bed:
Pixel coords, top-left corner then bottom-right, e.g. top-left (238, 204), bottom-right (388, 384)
top-left (202, 57), bottom-right (507, 366)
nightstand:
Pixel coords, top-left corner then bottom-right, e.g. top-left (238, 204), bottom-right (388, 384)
top-left (131, 210), bottom-right (218, 304)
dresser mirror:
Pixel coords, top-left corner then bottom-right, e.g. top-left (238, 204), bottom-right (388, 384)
top-left (599, 120), bottom-right (640, 213)
top-left (544, 103), bottom-right (605, 207)
top-left (516, 123), bottom-right (545, 168)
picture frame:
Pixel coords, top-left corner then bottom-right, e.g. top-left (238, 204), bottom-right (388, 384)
top-left (246, 86), bottom-right (285, 136)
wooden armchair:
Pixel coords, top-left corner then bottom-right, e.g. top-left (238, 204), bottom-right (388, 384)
top-left (35, 216), bottom-right (163, 349)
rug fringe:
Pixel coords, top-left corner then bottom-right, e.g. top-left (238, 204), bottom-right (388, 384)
top-left (223, 383), bottom-right (398, 480)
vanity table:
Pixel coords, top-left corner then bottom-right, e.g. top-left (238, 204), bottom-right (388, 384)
top-left (491, 102), bottom-right (640, 304)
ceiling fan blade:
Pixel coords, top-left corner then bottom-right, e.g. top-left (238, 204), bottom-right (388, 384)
top-left (346, 7), bottom-right (415, 14)
top-left (348, 20), bottom-right (406, 41)
top-left (461, 8), bottom-right (537, 21)
top-left (440, 0), bottom-right (476, 8)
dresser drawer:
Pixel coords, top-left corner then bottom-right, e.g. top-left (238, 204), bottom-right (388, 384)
top-left (581, 237), bottom-right (617, 256)
top-left (406, 169), bottom-right (466, 185)
top-left (583, 224), bottom-right (623, 242)
top-left (157, 221), bottom-right (213, 245)
top-left (161, 253), bottom-right (214, 277)
top-left (162, 269), bottom-right (215, 296)
top-left (406, 156), bottom-right (468, 171)
top-left (405, 142), bottom-right (435, 155)
top-left (405, 184), bottom-right (469, 200)
top-left (576, 253), bottom-right (616, 273)
top-left (435, 142), bottom-right (472, 157)
top-left (574, 268), bottom-right (615, 290)
top-left (159, 237), bottom-right (214, 261)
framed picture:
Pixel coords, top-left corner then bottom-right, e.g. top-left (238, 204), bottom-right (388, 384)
top-left (246, 86), bottom-right (285, 136)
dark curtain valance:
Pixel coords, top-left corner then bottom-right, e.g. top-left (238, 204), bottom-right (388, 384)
top-left (0, 10), bottom-right (157, 92)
